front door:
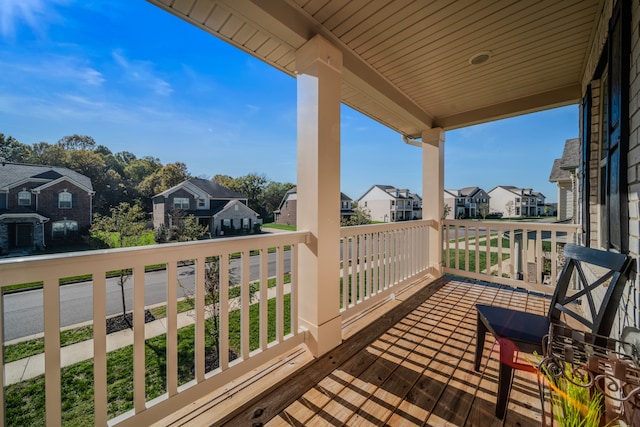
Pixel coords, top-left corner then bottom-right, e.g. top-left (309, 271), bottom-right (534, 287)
top-left (15, 223), bottom-right (33, 248)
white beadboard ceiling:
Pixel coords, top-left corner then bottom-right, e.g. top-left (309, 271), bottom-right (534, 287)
top-left (147, 0), bottom-right (601, 136)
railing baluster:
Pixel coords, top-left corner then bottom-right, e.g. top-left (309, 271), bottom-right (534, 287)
top-left (276, 246), bottom-right (284, 343)
top-left (359, 234), bottom-right (365, 301)
top-left (341, 238), bottom-right (347, 307)
top-left (497, 224), bottom-right (503, 278)
top-left (551, 230), bottom-right (558, 287)
top-left (384, 230), bottom-right (390, 289)
top-left (260, 248), bottom-right (269, 350)
top-left (165, 262), bottom-right (177, 397)
top-left (467, 225), bottom-right (478, 273)
top-left (241, 251), bottom-right (250, 360)
top-left (509, 225), bottom-right (515, 279)
top-left (454, 225), bottom-right (459, 270)
top-left (219, 254), bottom-right (229, 370)
top-left (291, 244), bottom-right (298, 335)
top-left (195, 257), bottom-right (206, 383)
top-left (372, 232), bottom-right (379, 294)
top-left (133, 265), bottom-right (148, 406)
top-left (93, 273), bottom-right (107, 425)
top-left (43, 277), bottom-right (61, 425)
top-left (464, 224), bottom-right (470, 272)
top-left (536, 229), bottom-right (543, 284)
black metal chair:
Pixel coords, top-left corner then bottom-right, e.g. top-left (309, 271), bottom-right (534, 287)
top-left (474, 243), bottom-right (633, 419)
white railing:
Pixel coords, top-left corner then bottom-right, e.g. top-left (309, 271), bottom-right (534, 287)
top-left (339, 220), bottom-right (434, 320)
top-left (442, 220), bottom-right (580, 294)
top-left (0, 231), bottom-right (308, 426)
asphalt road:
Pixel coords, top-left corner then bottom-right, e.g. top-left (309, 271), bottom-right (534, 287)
top-left (3, 250), bottom-right (291, 341)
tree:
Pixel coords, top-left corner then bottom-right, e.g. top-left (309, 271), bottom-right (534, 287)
top-left (27, 141), bottom-right (66, 165)
top-left (57, 134), bottom-right (96, 150)
top-left (342, 202), bottom-right (372, 226)
top-left (261, 181), bottom-right (295, 223)
top-left (137, 162), bottom-right (189, 211)
top-left (442, 204), bottom-right (452, 220)
top-left (0, 133), bottom-right (30, 163)
top-left (505, 201), bottom-right (515, 218)
top-left (479, 203), bottom-right (490, 220)
top-left (157, 211), bottom-right (209, 243)
top-left (90, 202), bottom-right (148, 328)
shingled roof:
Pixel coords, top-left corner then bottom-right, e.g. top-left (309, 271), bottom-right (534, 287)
top-left (0, 162), bottom-right (93, 190)
top-left (549, 138), bottom-right (580, 182)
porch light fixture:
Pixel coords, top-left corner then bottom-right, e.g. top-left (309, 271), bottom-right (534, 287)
top-left (469, 51), bottom-right (492, 65)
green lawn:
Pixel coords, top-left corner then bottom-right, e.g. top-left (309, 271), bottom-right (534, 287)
top-left (5, 294), bottom-right (292, 426)
top-left (4, 274), bottom-right (291, 364)
top-left (261, 223), bottom-right (296, 231)
top-left (444, 249), bottom-right (510, 272)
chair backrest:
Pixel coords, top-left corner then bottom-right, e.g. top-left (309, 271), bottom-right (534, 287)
top-left (548, 244), bottom-right (633, 336)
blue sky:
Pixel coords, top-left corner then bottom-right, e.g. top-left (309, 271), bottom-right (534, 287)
top-left (0, 0), bottom-right (578, 202)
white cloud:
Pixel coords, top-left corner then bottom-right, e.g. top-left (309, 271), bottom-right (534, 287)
top-left (112, 49), bottom-right (174, 96)
top-left (0, 56), bottom-right (105, 87)
top-left (0, 0), bottom-right (68, 39)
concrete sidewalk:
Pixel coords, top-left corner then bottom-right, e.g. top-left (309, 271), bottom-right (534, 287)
top-left (5, 284), bottom-right (290, 385)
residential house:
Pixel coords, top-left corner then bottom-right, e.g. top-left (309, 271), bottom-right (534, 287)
top-left (443, 187), bottom-right (490, 219)
top-left (3, 1), bottom-right (639, 425)
top-left (357, 184), bottom-right (422, 222)
top-left (152, 177), bottom-right (261, 236)
top-left (549, 138), bottom-right (580, 222)
top-left (273, 186), bottom-right (355, 226)
top-left (0, 162), bottom-right (94, 253)
top-left (488, 186), bottom-right (546, 218)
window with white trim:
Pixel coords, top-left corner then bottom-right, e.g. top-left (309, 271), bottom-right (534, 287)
top-left (52, 220), bottom-right (78, 239)
top-left (58, 191), bottom-right (72, 209)
top-left (173, 197), bottom-right (189, 209)
top-left (18, 190), bottom-right (31, 206)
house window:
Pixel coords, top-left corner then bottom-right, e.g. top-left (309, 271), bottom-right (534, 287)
top-left (242, 218), bottom-right (250, 229)
top-left (198, 198), bottom-right (205, 208)
top-left (52, 220), bottom-right (78, 239)
top-left (585, 0), bottom-right (629, 252)
top-left (58, 191), bottom-right (72, 209)
top-left (18, 190), bottom-right (31, 206)
top-left (173, 197), bottom-right (189, 209)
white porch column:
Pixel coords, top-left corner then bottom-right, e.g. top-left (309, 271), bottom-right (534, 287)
top-left (296, 35), bottom-right (343, 356)
top-left (422, 128), bottom-right (445, 276)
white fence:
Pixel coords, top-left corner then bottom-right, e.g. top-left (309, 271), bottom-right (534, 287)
top-left (442, 220), bottom-right (580, 294)
top-left (0, 231), bottom-right (307, 426)
top-left (339, 220), bottom-right (434, 319)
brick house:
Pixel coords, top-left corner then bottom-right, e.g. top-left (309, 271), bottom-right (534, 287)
top-left (153, 177), bottom-right (261, 236)
top-left (273, 186), bottom-right (355, 226)
top-left (0, 163), bottom-right (94, 253)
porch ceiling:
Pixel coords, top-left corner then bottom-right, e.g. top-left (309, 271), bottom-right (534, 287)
top-left (147, 0), bottom-right (600, 136)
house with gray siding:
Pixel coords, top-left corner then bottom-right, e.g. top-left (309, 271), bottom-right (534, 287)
top-left (153, 177), bottom-right (261, 236)
top-left (442, 187), bottom-right (490, 219)
top-left (549, 138), bottom-right (580, 222)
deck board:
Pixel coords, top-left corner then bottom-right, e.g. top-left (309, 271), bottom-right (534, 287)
top-left (165, 277), bottom-right (548, 426)
top-left (266, 277), bottom-right (545, 426)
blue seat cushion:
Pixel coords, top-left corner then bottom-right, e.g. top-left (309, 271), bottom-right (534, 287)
top-left (476, 304), bottom-right (550, 349)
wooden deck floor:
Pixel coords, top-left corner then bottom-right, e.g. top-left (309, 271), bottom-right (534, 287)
top-left (224, 276), bottom-right (548, 426)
